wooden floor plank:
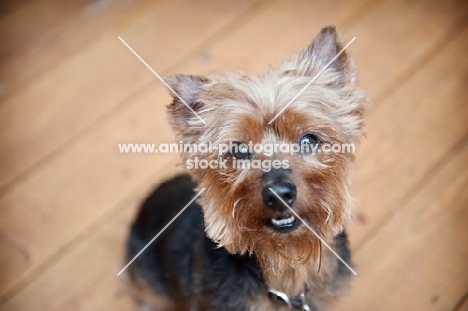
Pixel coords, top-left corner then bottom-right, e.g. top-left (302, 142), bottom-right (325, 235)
top-left (335, 139), bottom-right (468, 310)
top-left (0, 0), bottom-right (258, 189)
top-left (174, 0), bottom-right (372, 75)
top-left (348, 25), bottom-right (468, 246)
top-left (0, 83), bottom-right (183, 298)
top-left (0, 193), bottom-right (146, 311)
top-left (179, 0), bottom-right (468, 101)
top-left (0, 0), bottom-right (143, 98)
top-left (456, 295), bottom-right (468, 311)
top-left (0, 159), bottom-right (182, 311)
top-left (347, 0), bottom-right (468, 100)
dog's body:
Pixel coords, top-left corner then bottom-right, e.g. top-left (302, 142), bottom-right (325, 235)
top-left (127, 174), bottom-right (352, 310)
top-left (125, 26), bottom-right (366, 310)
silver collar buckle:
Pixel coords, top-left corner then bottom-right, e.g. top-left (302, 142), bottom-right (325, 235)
top-left (268, 288), bottom-right (311, 311)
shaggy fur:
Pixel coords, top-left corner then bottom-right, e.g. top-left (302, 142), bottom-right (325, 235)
top-left (126, 25), bottom-right (366, 310)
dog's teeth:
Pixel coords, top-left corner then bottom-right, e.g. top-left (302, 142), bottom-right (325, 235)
top-left (271, 216), bottom-right (295, 226)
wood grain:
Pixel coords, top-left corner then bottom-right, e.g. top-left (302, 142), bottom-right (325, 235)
top-left (0, 183), bottom-right (165, 311)
top-left (335, 137), bottom-right (468, 311)
top-left (0, 0), bottom-right (258, 189)
top-left (348, 25), bottom-right (468, 246)
top-left (0, 0), bottom-right (142, 96)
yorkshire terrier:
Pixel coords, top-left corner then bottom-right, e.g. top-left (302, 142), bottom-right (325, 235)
top-left (125, 25), bottom-right (366, 310)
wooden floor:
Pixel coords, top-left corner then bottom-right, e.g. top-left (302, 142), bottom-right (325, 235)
top-left (1, 0), bottom-right (467, 310)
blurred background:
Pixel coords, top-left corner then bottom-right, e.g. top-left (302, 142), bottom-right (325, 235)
top-left (1, 0), bottom-right (467, 310)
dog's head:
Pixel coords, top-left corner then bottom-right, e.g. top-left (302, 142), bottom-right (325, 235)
top-left (165, 26), bottom-right (365, 270)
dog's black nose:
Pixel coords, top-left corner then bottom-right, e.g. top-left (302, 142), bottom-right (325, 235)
top-left (262, 183), bottom-right (296, 210)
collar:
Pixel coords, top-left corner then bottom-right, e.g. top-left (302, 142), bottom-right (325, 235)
top-left (268, 285), bottom-right (311, 311)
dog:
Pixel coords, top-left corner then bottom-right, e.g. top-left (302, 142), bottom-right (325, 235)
top-left (125, 25), bottom-right (366, 310)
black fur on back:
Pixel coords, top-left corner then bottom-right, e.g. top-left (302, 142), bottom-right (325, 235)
top-left (126, 174), bottom-right (351, 310)
top-left (127, 174), bottom-right (265, 310)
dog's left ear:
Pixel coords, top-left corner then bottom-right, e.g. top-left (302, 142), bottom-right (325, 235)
top-left (280, 25), bottom-right (356, 87)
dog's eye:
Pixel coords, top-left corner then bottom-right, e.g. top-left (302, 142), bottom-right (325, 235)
top-left (299, 134), bottom-right (321, 154)
top-left (230, 142), bottom-right (251, 160)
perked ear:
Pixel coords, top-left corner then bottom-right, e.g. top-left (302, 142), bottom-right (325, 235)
top-left (282, 25), bottom-right (356, 86)
top-left (164, 74), bottom-right (209, 127)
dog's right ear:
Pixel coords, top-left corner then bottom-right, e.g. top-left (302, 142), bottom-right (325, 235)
top-left (278, 25), bottom-right (356, 88)
top-left (165, 74), bottom-right (210, 129)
